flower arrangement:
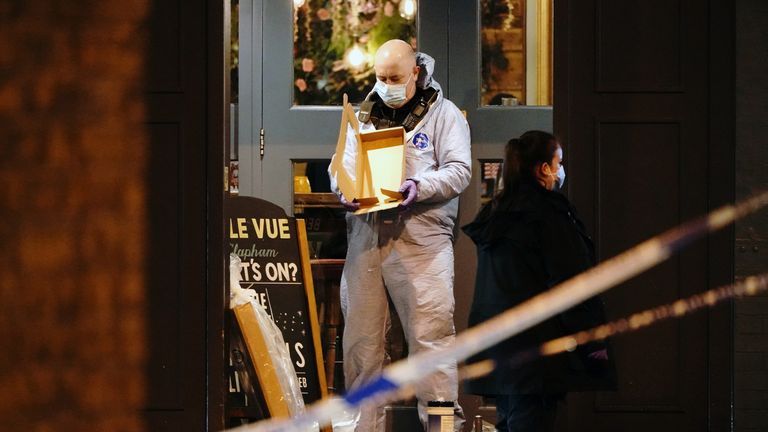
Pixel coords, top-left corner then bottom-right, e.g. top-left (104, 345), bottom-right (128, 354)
top-left (293, 0), bottom-right (417, 106)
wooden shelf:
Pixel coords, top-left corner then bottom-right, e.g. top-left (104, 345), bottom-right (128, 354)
top-left (294, 193), bottom-right (342, 208)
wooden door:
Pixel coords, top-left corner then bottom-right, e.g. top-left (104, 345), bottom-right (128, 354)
top-left (144, 0), bottom-right (226, 429)
top-left (555, 0), bottom-right (734, 430)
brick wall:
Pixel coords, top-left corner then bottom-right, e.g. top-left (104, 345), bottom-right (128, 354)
top-left (0, 1), bottom-right (149, 430)
top-left (734, 0), bottom-right (768, 430)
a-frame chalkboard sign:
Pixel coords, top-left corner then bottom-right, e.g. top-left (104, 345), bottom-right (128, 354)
top-left (225, 196), bottom-right (327, 422)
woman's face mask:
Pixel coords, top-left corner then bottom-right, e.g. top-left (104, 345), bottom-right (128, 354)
top-left (374, 74), bottom-right (412, 108)
top-left (545, 147), bottom-right (566, 190)
top-left (555, 164), bottom-right (566, 189)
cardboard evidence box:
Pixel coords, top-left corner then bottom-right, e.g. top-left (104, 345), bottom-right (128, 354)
top-left (330, 96), bottom-right (406, 215)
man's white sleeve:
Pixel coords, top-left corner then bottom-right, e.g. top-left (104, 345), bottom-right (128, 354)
top-left (411, 102), bottom-right (472, 203)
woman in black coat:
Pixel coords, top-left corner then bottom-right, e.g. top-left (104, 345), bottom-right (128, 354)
top-left (463, 131), bottom-right (615, 432)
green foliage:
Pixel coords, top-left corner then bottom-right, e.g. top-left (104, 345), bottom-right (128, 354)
top-left (293, 0), bottom-right (417, 106)
top-left (367, 14), bottom-right (415, 54)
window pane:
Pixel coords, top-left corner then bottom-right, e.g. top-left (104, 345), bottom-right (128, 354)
top-left (293, 0), bottom-right (418, 106)
top-left (479, 159), bottom-right (504, 205)
top-left (230, 0), bottom-right (239, 104)
top-left (481, 0), bottom-right (552, 106)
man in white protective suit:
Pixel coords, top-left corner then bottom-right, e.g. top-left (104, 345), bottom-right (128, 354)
top-left (328, 39), bottom-right (471, 431)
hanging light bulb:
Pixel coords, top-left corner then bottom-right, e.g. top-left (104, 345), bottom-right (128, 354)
top-left (345, 43), bottom-right (367, 70)
top-left (293, 0), bottom-right (305, 8)
top-left (399, 0), bottom-right (416, 20)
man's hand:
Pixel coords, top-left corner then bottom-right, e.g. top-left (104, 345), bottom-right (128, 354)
top-left (339, 193), bottom-right (360, 212)
top-left (398, 179), bottom-right (418, 209)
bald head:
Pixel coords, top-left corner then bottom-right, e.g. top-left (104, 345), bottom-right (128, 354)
top-left (373, 39), bottom-right (419, 107)
top-left (374, 39), bottom-right (416, 69)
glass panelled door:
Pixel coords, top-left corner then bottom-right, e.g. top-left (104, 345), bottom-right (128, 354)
top-left (236, 0), bottom-right (557, 421)
top-left (244, 0), bottom-right (447, 211)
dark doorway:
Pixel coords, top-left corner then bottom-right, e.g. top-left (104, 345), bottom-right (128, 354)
top-left (555, 0), bottom-right (734, 430)
top-left (144, 0), bottom-right (226, 430)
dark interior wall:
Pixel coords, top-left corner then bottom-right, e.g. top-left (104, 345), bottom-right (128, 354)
top-left (0, 1), bottom-right (149, 430)
top-left (734, 0), bottom-right (768, 430)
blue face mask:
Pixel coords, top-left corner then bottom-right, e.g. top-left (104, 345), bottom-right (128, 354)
top-left (552, 147), bottom-right (565, 189)
top-left (374, 75), bottom-right (412, 107)
top-left (556, 165), bottom-right (566, 189)
top-left (545, 164), bottom-right (566, 190)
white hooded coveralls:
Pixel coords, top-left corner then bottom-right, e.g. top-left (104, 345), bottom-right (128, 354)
top-left (328, 53), bottom-right (471, 431)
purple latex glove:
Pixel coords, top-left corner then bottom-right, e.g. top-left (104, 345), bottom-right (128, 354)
top-left (398, 179), bottom-right (418, 209)
top-left (587, 348), bottom-right (608, 360)
top-left (338, 193), bottom-right (360, 212)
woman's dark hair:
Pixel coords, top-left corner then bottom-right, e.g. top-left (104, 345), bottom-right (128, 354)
top-left (497, 130), bottom-right (560, 203)
top-left (473, 130), bottom-right (561, 242)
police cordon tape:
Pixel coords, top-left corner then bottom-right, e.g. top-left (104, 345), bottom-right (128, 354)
top-left (279, 272), bottom-right (768, 418)
top-left (227, 191), bottom-right (768, 432)
top-left (250, 272), bottom-right (768, 419)
top-left (459, 273), bottom-right (768, 383)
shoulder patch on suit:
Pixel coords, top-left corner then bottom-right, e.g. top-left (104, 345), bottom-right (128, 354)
top-left (412, 132), bottom-right (430, 150)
